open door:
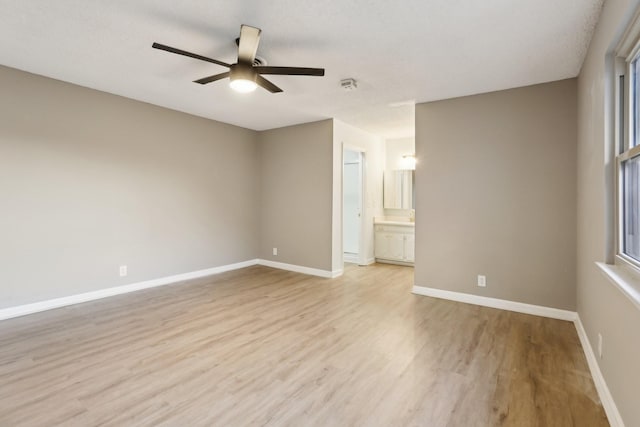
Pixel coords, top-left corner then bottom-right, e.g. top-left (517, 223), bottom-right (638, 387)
top-left (343, 148), bottom-right (364, 264)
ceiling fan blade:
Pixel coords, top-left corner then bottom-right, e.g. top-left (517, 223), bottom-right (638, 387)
top-left (194, 71), bottom-right (231, 85)
top-left (237, 25), bottom-right (261, 64)
top-left (255, 66), bottom-right (325, 76)
top-left (256, 75), bottom-right (283, 93)
top-left (152, 43), bottom-right (230, 68)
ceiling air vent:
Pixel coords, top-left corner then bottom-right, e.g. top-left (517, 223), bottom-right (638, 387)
top-left (341, 78), bottom-right (358, 91)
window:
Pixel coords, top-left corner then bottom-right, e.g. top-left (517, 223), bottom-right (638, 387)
top-left (597, 10), bottom-right (640, 311)
top-left (616, 37), bottom-right (640, 268)
top-left (621, 153), bottom-right (640, 261)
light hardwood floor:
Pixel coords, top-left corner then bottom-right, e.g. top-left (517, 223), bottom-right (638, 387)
top-left (0, 263), bottom-right (607, 426)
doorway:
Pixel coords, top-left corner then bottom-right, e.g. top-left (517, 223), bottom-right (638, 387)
top-left (343, 148), bottom-right (364, 264)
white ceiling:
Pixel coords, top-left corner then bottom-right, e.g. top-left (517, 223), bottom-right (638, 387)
top-left (0, 0), bottom-right (603, 139)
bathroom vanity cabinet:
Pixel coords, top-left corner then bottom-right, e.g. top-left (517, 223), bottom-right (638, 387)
top-left (374, 222), bottom-right (415, 265)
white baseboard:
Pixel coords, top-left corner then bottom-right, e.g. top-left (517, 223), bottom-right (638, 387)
top-left (574, 316), bottom-right (625, 427)
top-left (377, 259), bottom-right (414, 267)
top-left (0, 259), bottom-right (259, 321)
top-left (343, 255), bottom-right (375, 267)
top-left (411, 286), bottom-right (577, 321)
top-left (257, 259), bottom-right (341, 278)
top-left (343, 253), bottom-right (359, 264)
top-left (0, 258), bottom-right (344, 321)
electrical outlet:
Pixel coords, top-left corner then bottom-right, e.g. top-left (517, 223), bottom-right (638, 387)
top-left (273, 247), bottom-right (278, 256)
top-left (477, 275), bottom-right (486, 287)
top-left (598, 333), bottom-right (603, 359)
top-left (119, 265), bottom-right (127, 277)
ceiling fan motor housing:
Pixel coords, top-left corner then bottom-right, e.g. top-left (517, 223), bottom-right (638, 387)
top-left (230, 63), bottom-right (257, 84)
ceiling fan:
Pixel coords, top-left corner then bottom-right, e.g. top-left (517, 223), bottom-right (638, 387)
top-left (152, 24), bottom-right (325, 93)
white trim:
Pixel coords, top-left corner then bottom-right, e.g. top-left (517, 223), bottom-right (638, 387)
top-left (257, 259), bottom-right (340, 278)
top-left (574, 316), bottom-right (625, 427)
top-left (343, 253), bottom-right (360, 264)
top-left (342, 255), bottom-right (375, 267)
top-left (377, 259), bottom-right (414, 267)
top-left (615, 5), bottom-right (640, 58)
top-left (0, 258), bottom-right (346, 321)
top-left (596, 262), bottom-right (640, 311)
top-left (411, 286), bottom-right (577, 321)
top-left (0, 259), bottom-right (259, 321)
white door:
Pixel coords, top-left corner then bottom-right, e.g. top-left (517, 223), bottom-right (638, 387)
top-left (343, 149), bottom-right (362, 260)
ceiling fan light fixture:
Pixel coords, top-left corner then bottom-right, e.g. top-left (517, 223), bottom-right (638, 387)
top-left (229, 63), bottom-right (258, 93)
top-left (153, 24), bottom-right (324, 94)
top-left (230, 78), bottom-right (258, 93)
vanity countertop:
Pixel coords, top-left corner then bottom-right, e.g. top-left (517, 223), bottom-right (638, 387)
top-left (374, 216), bottom-right (415, 227)
top-left (376, 220), bottom-right (415, 226)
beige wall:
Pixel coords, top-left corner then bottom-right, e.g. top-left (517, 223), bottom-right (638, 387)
top-left (415, 79), bottom-right (577, 310)
top-left (258, 120), bottom-right (334, 271)
top-left (577, 0), bottom-right (640, 425)
top-left (0, 65), bottom-right (260, 308)
top-left (0, 64), bottom-right (342, 308)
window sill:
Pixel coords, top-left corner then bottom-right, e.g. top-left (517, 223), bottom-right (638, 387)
top-left (595, 262), bottom-right (640, 311)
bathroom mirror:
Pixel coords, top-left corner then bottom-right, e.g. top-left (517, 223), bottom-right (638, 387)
top-left (383, 170), bottom-right (415, 209)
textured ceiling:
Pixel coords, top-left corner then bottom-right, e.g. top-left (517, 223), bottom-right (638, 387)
top-left (0, 0), bottom-right (603, 138)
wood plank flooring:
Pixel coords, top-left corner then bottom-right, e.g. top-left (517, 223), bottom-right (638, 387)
top-left (0, 263), bottom-right (608, 426)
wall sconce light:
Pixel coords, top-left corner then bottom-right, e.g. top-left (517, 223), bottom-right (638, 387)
top-left (402, 154), bottom-right (416, 170)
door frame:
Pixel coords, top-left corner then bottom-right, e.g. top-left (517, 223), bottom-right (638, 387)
top-left (342, 144), bottom-right (367, 266)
